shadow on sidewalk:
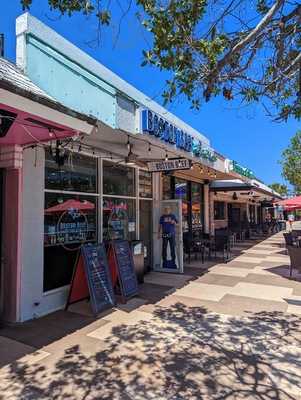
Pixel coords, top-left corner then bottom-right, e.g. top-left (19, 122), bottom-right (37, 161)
top-left (0, 303), bottom-right (300, 399)
top-left (0, 232), bottom-right (293, 372)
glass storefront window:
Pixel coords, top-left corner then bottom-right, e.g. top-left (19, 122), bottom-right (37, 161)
top-left (103, 197), bottom-right (136, 241)
top-left (103, 161), bottom-right (135, 197)
top-left (175, 178), bottom-right (188, 201)
top-left (44, 192), bottom-right (97, 292)
top-left (175, 178), bottom-right (189, 232)
top-left (191, 182), bottom-right (203, 233)
top-left (139, 170), bottom-right (152, 198)
top-left (214, 201), bottom-right (225, 220)
top-left (45, 150), bottom-right (97, 193)
top-left (162, 175), bottom-right (172, 200)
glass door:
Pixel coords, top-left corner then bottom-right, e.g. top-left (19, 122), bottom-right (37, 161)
top-left (152, 199), bottom-right (183, 273)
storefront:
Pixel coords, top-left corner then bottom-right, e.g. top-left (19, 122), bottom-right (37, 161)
top-left (210, 178), bottom-right (282, 234)
top-left (5, 12), bottom-right (257, 322)
top-left (43, 151), bottom-right (154, 293)
top-left (0, 57), bottom-right (96, 323)
top-left (162, 174), bottom-right (204, 239)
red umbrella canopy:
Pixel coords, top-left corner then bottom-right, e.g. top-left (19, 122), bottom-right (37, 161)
top-left (45, 199), bottom-right (95, 213)
top-left (276, 196), bottom-right (301, 209)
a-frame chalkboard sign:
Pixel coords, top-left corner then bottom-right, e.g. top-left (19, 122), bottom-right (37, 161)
top-left (109, 240), bottom-right (139, 302)
top-left (66, 243), bottom-right (115, 315)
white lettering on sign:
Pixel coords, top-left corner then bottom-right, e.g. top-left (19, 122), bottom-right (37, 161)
top-left (147, 159), bottom-right (191, 172)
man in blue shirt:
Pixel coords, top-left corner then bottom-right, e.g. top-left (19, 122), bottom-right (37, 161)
top-left (158, 206), bottom-right (178, 267)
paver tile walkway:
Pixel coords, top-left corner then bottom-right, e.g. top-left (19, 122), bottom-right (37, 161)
top-left (0, 231), bottom-right (301, 399)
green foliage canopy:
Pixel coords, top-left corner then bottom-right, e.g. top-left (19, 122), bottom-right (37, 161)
top-left (268, 182), bottom-right (288, 196)
top-left (281, 130), bottom-right (301, 194)
top-left (21, 0), bottom-right (301, 121)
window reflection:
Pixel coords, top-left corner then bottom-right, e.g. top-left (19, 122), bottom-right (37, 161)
top-left (103, 198), bottom-right (136, 241)
top-left (44, 194), bottom-right (97, 247)
top-left (44, 193), bottom-right (97, 292)
top-left (103, 161), bottom-right (135, 196)
top-left (45, 150), bottom-right (97, 193)
top-left (139, 170), bottom-right (152, 198)
top-left (191, 182), bottom-right (203, 232)
top-left (175, 178), bottom-right (189, 232)
top-left (162, 175), bottom-right (172, 200)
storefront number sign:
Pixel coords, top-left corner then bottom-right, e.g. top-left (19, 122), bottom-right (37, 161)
top-left (110, 240), bottom-right (138, 300)
top-left (66, 243), bottom-right (115, 314)
top-left (141, 109), bottom-right (217, 163)
top-left (147, 158), bottom-right (192, 172)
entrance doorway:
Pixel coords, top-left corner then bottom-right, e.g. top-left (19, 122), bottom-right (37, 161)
top-left (228, 204), bottom-right (241, 228)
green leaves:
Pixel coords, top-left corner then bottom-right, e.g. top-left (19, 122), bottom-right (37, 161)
top-left (241, 88), bottom-right (259, 102)
top-left (269, 183), bottom-right (288, 196)
top-left (20, 0), bottom-right (301, 121)
top-left (281, 131), bottom-right (301, 193)
top-left (97, 10), bottom-right (111, 25)
top-left (256, 0), bottom-right (269, 15)
top-left (21, 0), bottom-right (33, 9)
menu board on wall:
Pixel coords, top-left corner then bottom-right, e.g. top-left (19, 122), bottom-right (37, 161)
top-left (111, 240), bottom-right (138, 299)
top-left (66, 243), bottom-right (115, 315)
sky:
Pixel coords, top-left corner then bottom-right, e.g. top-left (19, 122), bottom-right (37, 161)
top-left (1, 0), bottom-right (300, 187)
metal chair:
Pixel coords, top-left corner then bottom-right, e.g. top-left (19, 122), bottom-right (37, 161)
top-left (212, 234), bottom-right (231, 262)
top-left (283, 232), bottom-right (294, 246)
top-left (287, 245), bottom-right (301, 277)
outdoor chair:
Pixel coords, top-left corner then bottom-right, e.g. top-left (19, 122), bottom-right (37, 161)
top-left (286, 245), bottom-right (301, 277)
top-left (212, 234), bottom-right (231, 263)
top-left (192, 240), bottom-right (206, 264)
top-left (283, 232), bottom-right (294, 246)
top-left (183, 233), bottom-right (200, 264)
top-left (292, 230), bottom-right (301, 238)
top-left (201, 233), bottom-right (215, 260)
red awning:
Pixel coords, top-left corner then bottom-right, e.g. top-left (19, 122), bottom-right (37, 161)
top-left (45, 199), bottom-right (95, 213)
top-left (276, 196), bottom-right (301, 210)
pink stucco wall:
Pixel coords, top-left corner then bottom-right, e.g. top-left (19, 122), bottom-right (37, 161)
top-left (2, 167), bottom-right (22, 322)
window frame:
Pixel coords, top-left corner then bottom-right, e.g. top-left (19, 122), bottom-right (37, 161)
top-left (43, 153), bottom-right (154, 294)
top-left (214, 201), bottom-right (226, 220)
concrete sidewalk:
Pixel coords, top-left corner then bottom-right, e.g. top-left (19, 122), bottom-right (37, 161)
top-left (0, 232), bottom-right (301, 399)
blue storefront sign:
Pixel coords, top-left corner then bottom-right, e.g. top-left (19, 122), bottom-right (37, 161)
top-left (141, 109), bottom-right (217, 163)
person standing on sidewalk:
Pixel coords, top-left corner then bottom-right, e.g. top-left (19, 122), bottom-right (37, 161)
top-left (288, 213), bottom-right (295, 230)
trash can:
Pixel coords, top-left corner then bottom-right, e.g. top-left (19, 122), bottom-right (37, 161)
top-left (130, 240), bottom-right (145, 283)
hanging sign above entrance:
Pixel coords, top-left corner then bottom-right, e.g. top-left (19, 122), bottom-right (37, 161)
top-left (147, 158), bottom-right (192, 172)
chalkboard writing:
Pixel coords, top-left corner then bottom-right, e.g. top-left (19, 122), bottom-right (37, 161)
top-left (111, 240), bottom-right (138, 299)
top-left (81, 243), bottom-right (115, 314)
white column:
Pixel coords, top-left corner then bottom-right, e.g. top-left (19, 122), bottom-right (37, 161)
top-left (20, 147), bottom-right (45, 321)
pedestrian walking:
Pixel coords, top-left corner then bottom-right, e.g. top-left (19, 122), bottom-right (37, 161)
top-left (288, 213), bottom-right (295, 230)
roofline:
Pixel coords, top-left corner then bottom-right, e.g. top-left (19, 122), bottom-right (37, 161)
top-left (210, 180), bottom-right (283, 199)
top-left (0, 77), bottom-right (97, 126)
top-left (16, 12), bottom-right (210, 145)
